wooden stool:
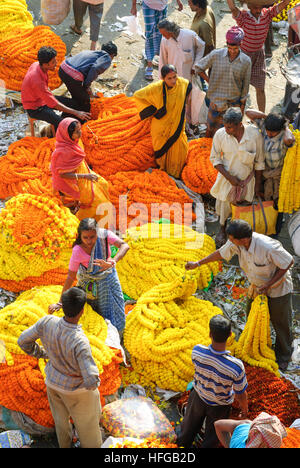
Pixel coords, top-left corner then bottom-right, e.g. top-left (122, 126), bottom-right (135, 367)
top-left (28, 117), bottom-right (55, 137)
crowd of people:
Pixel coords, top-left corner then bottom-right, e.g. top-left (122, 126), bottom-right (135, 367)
top-left (11, 0), bottom-right (299, 450)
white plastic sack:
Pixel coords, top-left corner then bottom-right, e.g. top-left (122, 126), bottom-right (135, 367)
top-left (190, 76), bottom-right (206, 125)
top-left (41, 0), bottom-right (70, 25)
top-left (116, 14), bottom-right (143, 37)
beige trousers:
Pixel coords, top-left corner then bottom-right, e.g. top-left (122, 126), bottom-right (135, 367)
top-left (47, 386), bottom-right (102, 448)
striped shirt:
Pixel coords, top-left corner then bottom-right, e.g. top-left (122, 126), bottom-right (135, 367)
top-left (255, 119), bottom-right (287, 169)
top-left (192, 344), bottom-right (248, 406)
top-left (17, 316), bottom-right (100, 392)
top-left (235, 6), bottom-right (279, 53)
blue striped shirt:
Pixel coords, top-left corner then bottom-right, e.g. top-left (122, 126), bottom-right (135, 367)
top-left (192, 344), bottom-right (248, 406)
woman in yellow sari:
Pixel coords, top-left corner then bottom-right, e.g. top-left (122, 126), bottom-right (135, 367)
top-left (133, 64), bottom-right (192, 178)
top-left (50, 118), bottom-right (113, 227)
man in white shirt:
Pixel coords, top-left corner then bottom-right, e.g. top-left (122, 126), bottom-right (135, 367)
top-left (185, 219), bottom-right (294, 371)
top-left (131, 0), bottom-right (183, 81)
top-left (209, 107), bottom-right (265, 247)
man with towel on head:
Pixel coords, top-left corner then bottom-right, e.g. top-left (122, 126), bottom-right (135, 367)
top-left (196, 25), bottom-right (251, 137)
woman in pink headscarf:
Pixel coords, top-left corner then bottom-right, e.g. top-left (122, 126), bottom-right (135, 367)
top-left (51, 118), bottom-right (113, 226)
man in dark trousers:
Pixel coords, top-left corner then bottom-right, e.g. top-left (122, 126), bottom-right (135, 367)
top-left (58, 41), bottom-right (118, 117)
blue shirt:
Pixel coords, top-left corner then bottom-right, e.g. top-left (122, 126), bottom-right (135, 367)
top-left (192, 344), bottom-right (248, 406)
top-left (66, 51), bottom-right (112, 88)
top-left (229, 423), bottom-right (251, 448)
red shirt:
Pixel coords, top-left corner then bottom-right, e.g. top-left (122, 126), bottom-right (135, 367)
top-left (21, 62), bottom-right (58, 110)
top-left (235, 5), bottom-right (279, 53)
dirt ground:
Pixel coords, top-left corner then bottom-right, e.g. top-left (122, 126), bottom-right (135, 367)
top-left (26, 0), bottom-right (289, 111)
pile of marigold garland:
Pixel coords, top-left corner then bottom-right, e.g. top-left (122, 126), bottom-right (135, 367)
top-left (123, 274), bottom-right (236, 391)
top-left (107, 169), bottom-right (196, 230)
top-left (273, 0), bottom-right (298, 22)
top-left (0, 0), bottom-right (33, 41)
top-left (181, 138), bottom-right (217, 194)
top-left (0, 285), bottom-right (123, 426)
top-left (116, 223), bottom-right (220, 300)
top-left (0, 194), bottom-right (78, 292)
top-left (0, 25), bottom-right (66, 91)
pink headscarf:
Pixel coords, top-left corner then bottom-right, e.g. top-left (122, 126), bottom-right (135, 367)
top-left (50, 118), bottom-right (85, 199)
top-left (226, 26), bottom-right (244, 45)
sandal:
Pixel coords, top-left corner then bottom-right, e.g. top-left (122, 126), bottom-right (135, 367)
top-left (144, 67), bottom-right (154, 81)
top-left (70, 24), bottom-right (83, 35)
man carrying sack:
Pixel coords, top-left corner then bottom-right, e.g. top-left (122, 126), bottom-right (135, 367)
top-left (185, 219), bottom-right (294, 372)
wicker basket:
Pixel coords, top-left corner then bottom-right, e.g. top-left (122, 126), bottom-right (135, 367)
top-left (238, 0), bottom-right (276, 6)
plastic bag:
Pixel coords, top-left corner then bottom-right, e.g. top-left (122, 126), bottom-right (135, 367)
top-left (116, 14), bottom-right (143, 37)
top-left (101, 397), bottom-right (176, 441)
top-left (0, 430), bottom-right (31, 448)
top-left (41, 0), bottom-right (70, 25)
top-left (190, 76), bottom-right (206, 125)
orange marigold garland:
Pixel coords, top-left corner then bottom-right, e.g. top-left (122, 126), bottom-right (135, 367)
top-left (0, 25), bottom-right (66, 91)
top-left (107, 169), bottom-right (196, 231)
top-left (281, 428), bottom-right (300, 448)
top-left (181, 138), bottom-right (217, 194)
top-left (81, 103), bottom-right (156, 178)
top-left (90, 93), bottom-right (137, 120)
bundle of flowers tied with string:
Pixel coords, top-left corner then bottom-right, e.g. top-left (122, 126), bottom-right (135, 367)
top-left (81, 96), bottom-right (156, 178)
top-left (278, 128), bottom-right (300, 213)
top-left (0, 25), bottom-right (66, 91)
top-left (0, 0), bottom-right (34, 41)
top-left (0, 136), bottom-right (56, 200)
top-left (0, 193), bottom-right (79, 292)
top-left (107, 169), bottom-right (196, 231)
top-left (116, 222), bottom-right (220, 300)
top-left (181, 138), bottom-right (217, 194)
top-left (0, 285), bottom-right (123, 427)
top-left (234, 295), bottom-right (280, 376)
top-left (123, 274), bottom-right (236, 392)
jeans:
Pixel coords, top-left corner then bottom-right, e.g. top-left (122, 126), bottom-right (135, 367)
top-left (59, 67), bottom-right (90, 114)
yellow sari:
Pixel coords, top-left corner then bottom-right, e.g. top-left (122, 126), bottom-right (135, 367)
top-left (133, 77), bottom-right (192, 179)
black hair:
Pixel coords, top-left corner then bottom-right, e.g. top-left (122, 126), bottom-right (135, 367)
top-left (223, 107), bottom-right (243, 125)
top-left (37, 46), bottom-right (57, 65)
top-left (67, 120), bottom-right (79, 140)
top-left (189, 0), bottom-right (208, 8)
top-left (101, 41), bottom-right (118, 57)
top-left (209, 315), bottom-right (231, 343)
top-left (161, 64), bottom-right (177, 79)
top-left (61, 287), bottom-right (87, 318)
top-left (73, 217), bottom-right (98, 247)
top-left (264, 113), bottom-right (287, 133)
top-left (226, 219), bottom-right (253, 239)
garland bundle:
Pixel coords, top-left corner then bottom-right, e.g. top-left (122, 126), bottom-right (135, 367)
top-left (278, 129), bottom-right (300, 213)
top-left (107, 169), bottom-right (196, 231)
top-left (181, 138), bottom-right (217, 194)
top-left (273, 0), bottom-right (298, 22)
top-left (0, 286), bottom-right (123, 426)
top-left (0, 25), bottom-right (66, 91)
top-left (124, 275), bottom-right (236, 391)
top-left (0, 137), bottom-right (55, 199)
top-left (90, 93), bottom-right (137, 120)
top-left (113, 438), bottom-right (179, 448)
top-left (235, 295), bottom-right (279, 376)
top-left (81, 104), bottom-right (156, 178)
top-left (116, 223), bottom-right (220, 300)
top-left (281, 428), bottom-right (300, 448)
top-left (0, 0), bottom-right (33, 40)
top-left (0, 194), bottom-right (78, 291)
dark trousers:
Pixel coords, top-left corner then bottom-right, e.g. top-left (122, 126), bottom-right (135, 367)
top-left (59, 67), bottom-right (90, 114)
top-left (246, 293), bottom-right (293, 366)
top-left (177, 389), bottom-right (231, 448)
top-left (26, 95), bottom-right (74, 130)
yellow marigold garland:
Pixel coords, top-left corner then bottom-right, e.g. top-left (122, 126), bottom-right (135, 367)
top-left (124, 275), bottom-right (236, 391)
top-left (116, 222), bottom-right (219, 299)
top-left (0, 0), bottom-right (33, 40)
top-left (278, 129), bottom-right (300, 213)
top-left (0, 194), bottom-right (78, 287)
top-left (273, 0), bottom-right (298, 22)
top-left (235, 295), bottom-right (280, 377)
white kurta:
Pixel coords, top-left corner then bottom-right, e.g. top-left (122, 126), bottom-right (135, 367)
top-left (210, 125), bottom-right (265, 203)
top-left (158, 29), bottom-right (205, 81)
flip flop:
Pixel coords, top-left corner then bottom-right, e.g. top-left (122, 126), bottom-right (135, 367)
top-left (144, 67), bottom-right (154, 81)
top-left (70, 25), bottom-right (83, 35)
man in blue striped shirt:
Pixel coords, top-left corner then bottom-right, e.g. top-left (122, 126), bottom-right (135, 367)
top-left (177, 314), bottom-right (248, 448)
